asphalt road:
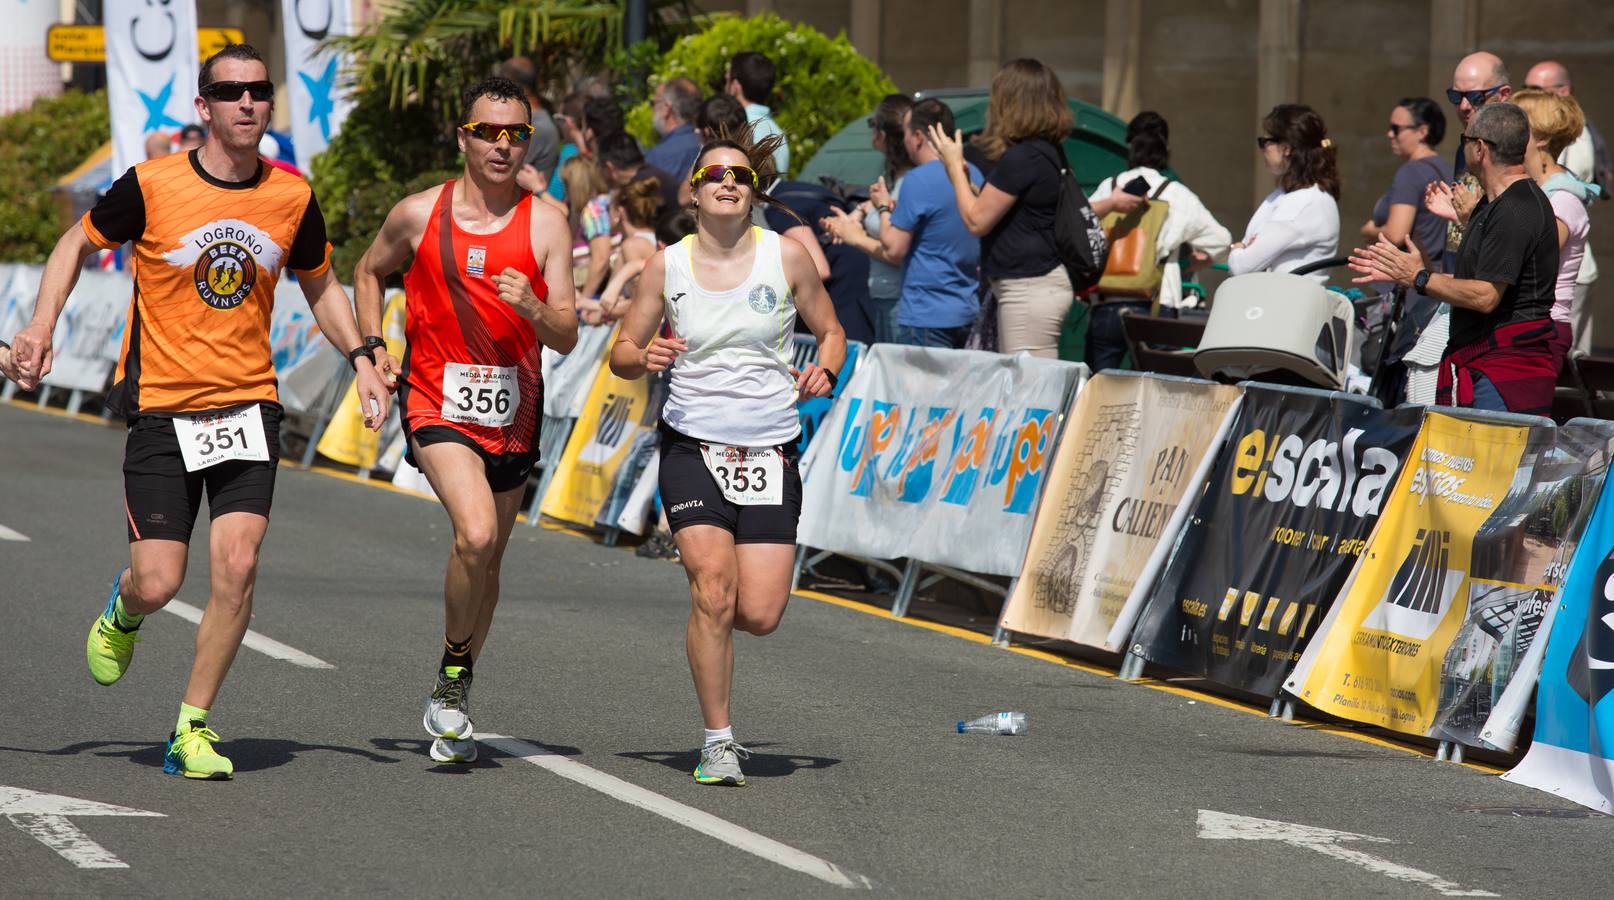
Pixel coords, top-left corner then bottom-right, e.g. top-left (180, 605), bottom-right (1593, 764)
top-left (1, 400), bottom-right (1610, 898)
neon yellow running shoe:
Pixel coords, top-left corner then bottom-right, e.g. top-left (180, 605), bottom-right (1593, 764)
top-left (86, 574), bottom-right (140, 686)
top-left (164, 721), bottom-right (234, 780)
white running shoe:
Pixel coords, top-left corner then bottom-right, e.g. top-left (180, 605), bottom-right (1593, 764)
top-left (429, 736), bottom-right (477, 764)
top-left (423, 666), bottom-right (473, 739)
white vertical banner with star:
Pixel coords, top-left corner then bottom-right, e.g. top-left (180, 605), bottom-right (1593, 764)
top-left (105, 0), bottom-right (201, 180)
top-left (281, 0), bottom-right (355, 167)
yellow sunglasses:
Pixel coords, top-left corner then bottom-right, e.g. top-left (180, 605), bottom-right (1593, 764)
top-left (690, 164), bottom-right (759, 189)
top-left (460, 121), bottom-right (535, 143)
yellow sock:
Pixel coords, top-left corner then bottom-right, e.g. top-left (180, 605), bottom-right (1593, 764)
top-left (176, 703), bottom-right (209, 735)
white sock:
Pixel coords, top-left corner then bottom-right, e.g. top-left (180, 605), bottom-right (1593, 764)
top-left (703, 726), bottom-right (733, 747)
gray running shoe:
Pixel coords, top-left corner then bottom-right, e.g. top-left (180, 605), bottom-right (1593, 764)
top-left (692, 740), bottom-right (751, 786)
top-left (429, 736), bottom-right (478, 764)
top-left (423, 666), bottom-right (473, 739)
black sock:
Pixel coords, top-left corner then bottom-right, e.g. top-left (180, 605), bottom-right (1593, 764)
top-left (440, 636), bottom-right (473, 676)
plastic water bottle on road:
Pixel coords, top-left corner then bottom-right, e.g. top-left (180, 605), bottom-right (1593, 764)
top-left (956, 712), bottom-right (1027, 734)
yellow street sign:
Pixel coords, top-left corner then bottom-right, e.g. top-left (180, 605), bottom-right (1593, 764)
top-left (46, 25), bottom-right (246, 63)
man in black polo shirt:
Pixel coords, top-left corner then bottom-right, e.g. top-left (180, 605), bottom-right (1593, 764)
top-left (1350, 102), bottom-right (1560, 413)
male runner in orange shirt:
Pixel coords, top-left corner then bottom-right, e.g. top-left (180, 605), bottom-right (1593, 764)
top-left (10, 43), bottom-right (391, 779)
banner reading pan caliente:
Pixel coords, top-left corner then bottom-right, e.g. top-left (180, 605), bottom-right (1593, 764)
top-left (1000, 372), bottom-right (1239, 646)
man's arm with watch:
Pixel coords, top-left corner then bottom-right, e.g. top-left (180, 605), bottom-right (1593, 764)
top-left (1413, 268), bottom-right (1505, 314)
top-left (1348, 234), bottom-right (1505, 315)
top-left (296, 266), bottom-right (391, 432)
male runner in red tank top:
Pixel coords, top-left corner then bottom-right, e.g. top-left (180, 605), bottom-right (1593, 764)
top-left (354, 78), bottom-right (578, 763)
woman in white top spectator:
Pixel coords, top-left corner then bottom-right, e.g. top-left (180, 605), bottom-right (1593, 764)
top-left (1513, 88), bottom-right (1598, 358)
top-left (1230, 104), bottom-right (1341, 284)
top-left (1089, 112), bottom-right (1232, 312)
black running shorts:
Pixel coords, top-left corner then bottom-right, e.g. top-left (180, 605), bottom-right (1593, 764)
top-left (657, 424), bottom-right (802, 544)
top-left (123, 405), bottom-right (282, 543)
top-left (405, 424), bottom-right (540, 494)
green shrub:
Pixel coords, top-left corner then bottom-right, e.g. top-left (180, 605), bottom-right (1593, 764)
top-left (627, 14), bottom-right (896, 178)
top-left (0, 90), bottom-right (110, 263)
top-left (311, 91), bottom-right (461, 282)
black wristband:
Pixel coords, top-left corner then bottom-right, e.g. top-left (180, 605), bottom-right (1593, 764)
top-left (825, 367), bottom-right (839, 390)
top-left (347, 345), bottom-right (376, 370)
top-left (363, 335), bottom-right (386, 351)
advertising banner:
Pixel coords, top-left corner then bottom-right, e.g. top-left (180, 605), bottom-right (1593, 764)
top-left (539, 328), bottom-right (658, 528)
top-left (1287, 414), bottom-right (1608, 744)
top-left (1001, 373), bottom-right (1240, 645)
top-left (269, 279), bottom-right (343, 417)
top-left (1503, 466), bottom-right (1614, 814)
top-left (797, 346), bottom-right (1086, 577)
top-left (542, 323), bottom-right (614, 419)
top-left (280, 0), bottom-right (356, 165)
top-left (316, 289), bottom-right (407, 468)
top-left (1, 264), bottom-right (127, 394)
top-left (106, 0), bottom-right (200, 179)
top-left (1129, 386), bottom-right (1422, 697)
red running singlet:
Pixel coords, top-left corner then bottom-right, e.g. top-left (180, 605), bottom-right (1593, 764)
top-left (400, 181), bottom-right (547, 455)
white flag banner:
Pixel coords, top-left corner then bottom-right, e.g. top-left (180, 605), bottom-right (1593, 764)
top-left (106, 0), bottom-right (200, 179)
top-left (280, 0), bottom-right (356, 165)
top-left (798, 345), bottom-right (1085, 577)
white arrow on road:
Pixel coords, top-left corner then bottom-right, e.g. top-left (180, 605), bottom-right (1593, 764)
top-left (1197, 810), bottom-right (1497, 897)
top-left (0, 786), bottom-right (164, 869)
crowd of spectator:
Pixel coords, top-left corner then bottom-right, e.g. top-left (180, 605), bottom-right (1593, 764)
top-left (491, 45), bottom-right (1608, 417)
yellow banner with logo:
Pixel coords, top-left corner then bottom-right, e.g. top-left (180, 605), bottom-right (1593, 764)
top-left (1285, 412), bottom-right (1531, 735)
top-left (538, 327), bottom-right (652, 528)
top-left (316, 290), bottom-right (407, 468)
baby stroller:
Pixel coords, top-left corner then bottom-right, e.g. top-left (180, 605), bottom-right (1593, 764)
top-left (1192, 257), bottom-right (1401, 395)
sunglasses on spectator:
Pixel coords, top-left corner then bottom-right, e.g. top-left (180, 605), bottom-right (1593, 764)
top-left (1446, 85), bottom-right (1505, 106)
top-left (1522, 83), bottom-right (1563, 92)
top-left (1387, 123), bottom-right (1419, 135)
top-left (1459, 133), bottom-right (1495, 151)
top-left (460, 122), bottom-right (535, 143)
top-left (1255, 136), bottom-right (1281, 149)
top-left (691, 164), bottom-right (758, 188)
top-left (200, 80), bottom-right (274, 102)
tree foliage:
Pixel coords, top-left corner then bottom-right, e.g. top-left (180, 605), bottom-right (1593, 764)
top-left (626, 14), bottom-right (897, 178)
top-left (314, 0), bottom-right (703, 280)
top-left (0, 90), bottom-right (110, 263)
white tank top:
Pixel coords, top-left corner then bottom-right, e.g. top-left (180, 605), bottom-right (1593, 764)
top-left (660, 227), bottom-right (799, 446)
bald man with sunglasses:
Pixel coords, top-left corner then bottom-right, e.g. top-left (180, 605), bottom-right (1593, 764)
top-left (354, 77), bottom-right (577, 764)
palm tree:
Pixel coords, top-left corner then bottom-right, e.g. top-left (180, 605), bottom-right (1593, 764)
top-left (326, 0), bottom-right (706, 127)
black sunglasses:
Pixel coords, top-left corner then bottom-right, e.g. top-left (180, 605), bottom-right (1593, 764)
top-left (1256, 136), bottom-right (1281, 149)
top-left (1459, 133), bottom-right (1494, 151)
top-left (1387, 123), bottom-right (1418, 135)
top-left (1446, 85), bottom-right (1504, 106)
top-left (201, 80), bottom-right (274, 103)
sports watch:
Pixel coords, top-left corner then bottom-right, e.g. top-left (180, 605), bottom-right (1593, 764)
top-left (363, 335), bottom-right (386, 351)
top-left (347, 344), bottom-right (377, 370)
top-left (1413, 269), bottom-right (1431, 295)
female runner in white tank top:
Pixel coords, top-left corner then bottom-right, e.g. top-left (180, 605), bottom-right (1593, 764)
top-left (610, 135), bottom-right (846, 786)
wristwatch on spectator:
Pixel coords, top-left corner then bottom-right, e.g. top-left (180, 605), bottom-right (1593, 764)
top-left (876, 202), bottom-right (894, 215)
top-left (1413, 269), bottom-right (1431, 295)
top-left (363, 335), bottom-right (386, 352)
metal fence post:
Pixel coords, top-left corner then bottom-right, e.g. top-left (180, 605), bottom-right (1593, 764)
top-left (890, 559), bottom-right (922, 618)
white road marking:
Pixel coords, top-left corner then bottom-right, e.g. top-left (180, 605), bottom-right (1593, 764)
top-left (480, 734), bottom-right (873, 890)
top-left (161, 600), bottom-right (334, 669)
top-left (1197, 810), bottom-right (1497, 897)
top-left (0, 523), bottom-right (30, 541)
top-left (0, 786), bottom-right (164, 869)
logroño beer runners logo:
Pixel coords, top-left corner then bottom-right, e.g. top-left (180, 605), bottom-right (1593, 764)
top-left (163, 219), bottom-right (284, 310)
